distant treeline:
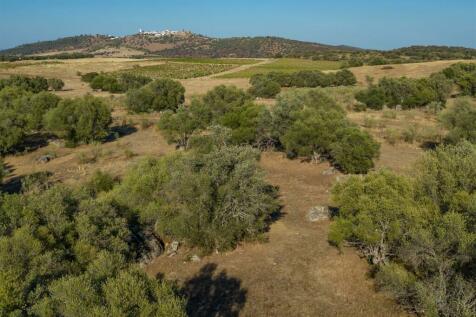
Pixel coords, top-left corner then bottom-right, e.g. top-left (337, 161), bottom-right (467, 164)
top-left (0, 52), bottom-right (94, 62)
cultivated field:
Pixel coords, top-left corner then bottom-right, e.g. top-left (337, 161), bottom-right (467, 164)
top-left (217, 58), bottom-right (343, 78)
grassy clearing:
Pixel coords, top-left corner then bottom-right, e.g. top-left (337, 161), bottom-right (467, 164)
top-left (117, 62), bottom-right (239, 79)
top-left (158, 57), bottom-right (260, 65)
top-left (217, 58), bottom-right (342, 78)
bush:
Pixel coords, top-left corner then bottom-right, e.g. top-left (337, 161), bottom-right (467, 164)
top-left (249, 69), bottom-right (356, 89)
top-left (329, 143), bottom-right (476, 315)
top-left (356, 75), bottom-right (452, 110)
top-left (80, 72), bottom-right (99, 83)
top-left (90, 74), bottom-right (124, 93)
top-left (0, 86), bottom-right (60, 152)
top-left (441, 62), bottom-right (476, 96)
top-left (47, 78), bottom-right (65, 91)
top-left (126, 79), bottom-right (185, 113)
top-left (85, 170), bottom-right (116, 197)
top-left (44, 95), bottom-right (112, 145)
top-left (158, 86), bottom-right (259, 147)
top-left (0, 75), bottom-right (49, 93)
top-left (439, 97), bottom-right (476, 144)
top-left (112, 146), bottom-right (279, 252)
top-left (248, 76), bottom-right (281, 98)
top-left (355, 86), bottom-right (386, 110)
top-left (330, 127), bottom-right (380, 174)
top-left (0, 185), bottom-right (186, 316)
top-left (273, 90), bottom-right (379, 173)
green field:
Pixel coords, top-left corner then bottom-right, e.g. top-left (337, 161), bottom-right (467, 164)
top-left (217, 58), bottom-right (342, 78)
top-left (157, 57), bottom-right (260, 65)
top-left (117, 62), bottom-right (238, 79)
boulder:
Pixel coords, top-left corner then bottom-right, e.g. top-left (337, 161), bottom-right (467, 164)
top-left (139, 230), bottom-right (164, 265)
top-left (307, 206), bottom-right (330, 222)
top-left (190, 255), bottom-right (201, 262)
top-left (37, 154), bottom-right (54, 164)
top-left (167, 240), bottom-right (180, 257)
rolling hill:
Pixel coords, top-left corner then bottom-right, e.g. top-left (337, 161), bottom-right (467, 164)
top-left (0, 32), bottom-right (361, 57)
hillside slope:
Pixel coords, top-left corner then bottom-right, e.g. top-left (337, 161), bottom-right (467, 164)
top-left (1, 33), bottom-right (359, 57)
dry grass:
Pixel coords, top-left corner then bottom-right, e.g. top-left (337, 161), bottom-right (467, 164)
top-left (350, 59), bottom-right (476, 86)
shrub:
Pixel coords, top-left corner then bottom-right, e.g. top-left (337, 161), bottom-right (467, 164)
top-left (126, 79), bottom-right (185, 113)
top-left (383, 128), bottom-right (400, 145)
top-left (47, 78), bottom-right (65, 91)
top-left (81, 72), bottom-right (99, 83)
top-left (0, 185), bottom-right (186, 316)
top-left (273, 90), bottom-right (379, 173)
top-left (26, 91), bottom-right (61, 130)
top-left (439, 97), bottom-right (476, 144)
top-left (219, 102), bottom-right (270, 145)
top-left (402, 125), bottom-right (418, 143)
top-left (329, 143), bottom-right (476, 315)
top-left (248, 76), bottom-right (281, 98)
top-left (91, 74), bottom-right (124, 93)
top-left (356, 75), bottom-right (452, 110)
top-left (330, 127), bottom-right (380, 174)
top-left (249, 69), bottom-right (356, 89)
top-left (0, 108), bottom-right (26, 153)
top-left (355, 86), bottom-right (386, 110)
top-left (44, 95), bottom-right (112, 145)
top-left (112, 146), bottom-right (279, 252)
top-left (441, 62), bottom-right (476, 96)
top-left (329, 170), bottom-right (418, 264)
top-left (85, 170), bottom-right (116, 196)
top-left (0, 75), bottom-right (49, 93)
top-left (125, 87), bottom-right (155, 113)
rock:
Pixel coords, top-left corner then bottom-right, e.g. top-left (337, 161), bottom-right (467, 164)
top-left (190, 255), bottom-right (201, 262)
top-left (170, 241), bottom-right (179, 252)
top-left (307, 206), bottom-right (330, 222)
top-left (395, 104), bottom-right (402, 111)
top-left (139, 230), bottom-right (164, 265)
top-left (167, 241), bottom-right (180, 257)
top-left (37, 154), bottom-right (54, 164)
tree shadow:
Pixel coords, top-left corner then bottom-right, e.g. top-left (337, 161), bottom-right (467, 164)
top-left (105, 124), bottom-right (138, 142)
top-left (182, 263), bottom-right (247, 317)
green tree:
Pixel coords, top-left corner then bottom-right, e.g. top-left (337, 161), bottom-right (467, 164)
top-left (329, 170), bottom-right (420, 264)
top-left (439, 98), bottom-right (476, 144)
top-left (47, 78), bottom-right (65, 91)
top-left (44, 95), bottom-right (112, 145)
top-left (330, 127), bottom-right (380, 174)
top-left (126, 79), bottom-right (185, 113)
top-left (112, 146), bottom-right (279, 252)
top-left (248, 76), bottom-right (281, 98)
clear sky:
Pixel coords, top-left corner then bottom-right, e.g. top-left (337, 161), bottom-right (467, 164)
top-left (1, 0), bottom-right (475, 50)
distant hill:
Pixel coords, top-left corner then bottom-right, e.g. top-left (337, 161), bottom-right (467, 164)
top-left (2, 33), bottom-right (475, 61)
top-left (0, 32), bottom-right (361, 57)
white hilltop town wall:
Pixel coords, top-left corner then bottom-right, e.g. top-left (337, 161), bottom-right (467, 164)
top-left (138, 28), bottom-right (186, 37)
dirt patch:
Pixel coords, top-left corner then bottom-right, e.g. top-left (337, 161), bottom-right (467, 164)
top-left (145, 152), bottom-right (408, 317)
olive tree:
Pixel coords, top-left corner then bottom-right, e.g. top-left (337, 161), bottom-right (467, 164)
top-left (44, 95), bottom-right (112, 145)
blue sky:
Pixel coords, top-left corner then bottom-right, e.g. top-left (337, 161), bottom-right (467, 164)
top-left (0, 0), bottom-right (475, 50)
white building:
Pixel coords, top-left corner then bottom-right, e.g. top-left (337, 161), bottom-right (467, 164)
top-left (138, 28), bottom-right (181, 37)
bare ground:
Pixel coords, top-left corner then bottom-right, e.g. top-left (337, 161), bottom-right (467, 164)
top-left (145, 152), bottom-right (409, 317)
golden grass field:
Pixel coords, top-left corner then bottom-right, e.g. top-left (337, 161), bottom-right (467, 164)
top-left (1, 57), bottom-right (472, 316)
